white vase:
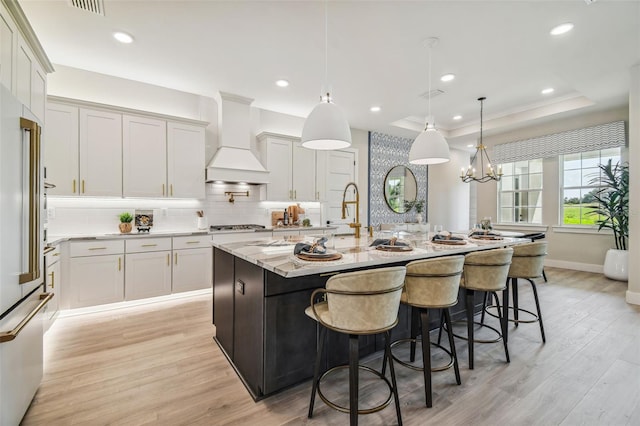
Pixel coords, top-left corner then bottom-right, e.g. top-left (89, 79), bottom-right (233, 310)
top-left (416, 214), bottom-right (423, 223)
top-left (603, 248), bottom-right (628, 281)
top-left (197, 217), bottom-right (208, 230)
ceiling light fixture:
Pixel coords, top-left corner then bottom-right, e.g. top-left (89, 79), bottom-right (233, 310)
top-left (541, 87), bottom-right (554, 95)
top-left (550, 23), bottom-right (574, 36)
top-left (409, 37), bottom-right (450, 165)
top-left (301, 1), bottom-right (351, 150)
top-left (275, 79), bottom-right (289, 87)
top-left (440, 73), bottom-right (455, 82)
top-left (113, 31), bottom-right (133, 44)
top-left (370, 106), bottom-right (381, 112)
top-left (461, 97), bottom-right (502, 183)
top-left (453, 115), bottom-right (462, 120)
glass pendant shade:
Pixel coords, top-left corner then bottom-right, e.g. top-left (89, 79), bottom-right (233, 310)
top-left (409, 125), bottom-right (450, 165)
top-left (301, 99), bottom-right (352, 150)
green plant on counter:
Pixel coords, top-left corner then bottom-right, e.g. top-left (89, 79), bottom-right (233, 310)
top-left (119, 212), bottom-right (134, 223)
top-left (414, 200), bottom-right (425, 214)
top-left (302, 218), bottom-right (311, 227)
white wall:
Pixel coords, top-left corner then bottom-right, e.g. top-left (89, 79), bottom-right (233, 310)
top-left (427, 148), bottom-right (470, 231)
top-left (627, 64), bottom-right (640, 305)
top-left (476, 106), bottom-right (629, 270)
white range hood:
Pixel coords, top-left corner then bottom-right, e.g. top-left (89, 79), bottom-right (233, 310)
top-left (206, 92), bottom-right (269, 184)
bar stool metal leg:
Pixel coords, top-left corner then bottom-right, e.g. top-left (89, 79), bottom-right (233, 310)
top-left (384, 330), bottom-right (403, 425)
top-left (512, 277), bottom-right (519, 327)
top-left (410, 306), bottom-right (420, 362)
top-left (308, 325), bottom-right (327, 418)
top-left (501, 287), bottom-right (510, 362)
top-left (466, 289), bottom-right (475, 369)
top-left (529, 279), bottom-right (546, 343)
top-left (420, 309), bottom-right (432, 407)
top-left (349, 334), bottom-right (359, 426)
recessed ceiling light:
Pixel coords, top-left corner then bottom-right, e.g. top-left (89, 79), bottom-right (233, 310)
top-left (550, 23), bottom-right (574, 36)
top-left (275, 79), bottom-right (289, 87)
top-left (541, 88), bottom-right (555, 95)
top-left (113, 31), bottom-right (134, 44)
top-left (467, 144), bottom-right (474, 148)
top-left (370, 106), bottom-right (381, 112)
top-left (453, 115), bottom-right (462, 120)
top-left (440, 73), bottom-right (455, 82)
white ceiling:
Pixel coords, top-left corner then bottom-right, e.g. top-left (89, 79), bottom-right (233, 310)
top-left (19, 0), bottom-right (640, 150)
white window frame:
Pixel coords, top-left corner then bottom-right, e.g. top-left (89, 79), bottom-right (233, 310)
top-left (497, 158), bottom-right (543, 225)
top-left (558, 147), bottom-right (622, 228)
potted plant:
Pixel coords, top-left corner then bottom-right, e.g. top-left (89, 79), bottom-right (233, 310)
top-left (588, 159), bottom-right (629, 281)
top-left (414, 200), bottom-right (425, 223)
top-left (119, 212), bottom-right (134, 234)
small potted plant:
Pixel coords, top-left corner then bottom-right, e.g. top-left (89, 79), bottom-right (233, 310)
top-left (119, 212), bottom-right (133, 234)
top-left (588, 159), bottom-right (629, 281)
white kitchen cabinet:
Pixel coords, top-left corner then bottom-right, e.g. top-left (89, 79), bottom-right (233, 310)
top-left (68, 240), bottom-right (124, 308)
top-left (0, 8), bottom-right (17, 91)
top-left (259, 133), bottom-right (317, 201)
top-left (44, 103), bottom-right (78, 196)
top-left (167, 122), bottom-right (205, 199)
top-left (172, 235), bottom-right (212, 293)
top-left (124, 238), bottom-right (172, 300)
top-left (79, 108), bottom-right (123, 196)
top-left (123, 115), bottom-right (167, 198)
top-left (43, 246), bottom-right (61, 332)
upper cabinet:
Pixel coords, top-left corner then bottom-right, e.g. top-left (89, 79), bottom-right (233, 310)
top-left (45, 105), bottom-right (122, 196)
top-left (259, 133), bottom-right (317, 202)
top-left (123, 115), bottom-right (167, 198)
top-left (167, 122), bottom-right (205, 199)
top-left (0, 0), bottom-right (53, 122)
top-left (45, 99), bottom-right (207, 199)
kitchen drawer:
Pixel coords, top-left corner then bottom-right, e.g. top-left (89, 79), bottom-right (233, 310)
top-left (70, 240), bottom-right (124, 257)
top-left (45, 245), bottom-right (62, 266)
top-left (173, 235), bottom-right (211, 250)
top-left (126, 237), bottom-right (172, 253)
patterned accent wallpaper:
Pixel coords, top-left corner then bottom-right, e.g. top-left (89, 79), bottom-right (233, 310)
top-left (368, 131), bottom-right (428, 226)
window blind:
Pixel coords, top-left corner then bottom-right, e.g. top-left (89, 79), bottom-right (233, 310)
top-left (492, 121), bottom-right (626, 164)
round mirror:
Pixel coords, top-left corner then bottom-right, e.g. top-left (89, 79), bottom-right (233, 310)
top-left (384, 165), bottom-right (418, 213)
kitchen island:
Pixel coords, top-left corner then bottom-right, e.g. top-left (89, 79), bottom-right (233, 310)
top-left (212, 234), bottom-right (527, 400)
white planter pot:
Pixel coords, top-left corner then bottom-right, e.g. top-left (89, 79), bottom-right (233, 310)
top-left (603, 249), bottom-right (628, 281)
top-left (415, 214), bottom-right (423, 223)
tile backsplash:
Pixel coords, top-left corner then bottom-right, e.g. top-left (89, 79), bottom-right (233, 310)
top-left (46, 183), bottom-right (322, 236)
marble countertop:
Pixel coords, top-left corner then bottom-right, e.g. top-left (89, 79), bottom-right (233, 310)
top-left (47, 229), bottom-right (210, 246)
top-left (212, 234), bottom-right (529, 278)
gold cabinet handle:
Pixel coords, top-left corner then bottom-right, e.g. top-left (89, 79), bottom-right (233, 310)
top-left (167, 253), bottom-right (170, 266)
top-left (88, 247), bottom-right (107, 251)
top-left (162, 184), bottom-right (165, 196)
top-left (118, 257), bottom-right (122, 271)
top-left (73, 179), bottom-right (76, 193)
top-left (185, 241), bottom-right (199, 244)
top-left (48, 271), bottom-right (55, 289)
top-left (53, 253), bottom-right (60, 257)
top-left (174, 253), bottom-right (178, 265)
top-left (294, 190), bottom-right (297, 199)
top-left (170, 184), bottom-right (173, 197)
top-left (82, 180), bottom-right (85, 194)
top-left (141, 244), bottom-right (157, 247)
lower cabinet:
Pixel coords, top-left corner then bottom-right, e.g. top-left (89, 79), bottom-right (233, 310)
top-left (69, 254), bottom-right (124, 309)
top-left (125, 251), bottom-right (172, 300)
top-left (172, 247), bottom-right (212, 292)
top-left (44, 246), bottom-right (61, 331)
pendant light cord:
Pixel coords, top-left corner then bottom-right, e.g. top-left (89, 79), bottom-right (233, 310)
top-left (428, 42), bottom-right (432, 126)
top-left (324, 1), bottom-right (328, 102)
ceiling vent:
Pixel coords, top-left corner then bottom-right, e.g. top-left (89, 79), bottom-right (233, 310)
top-left (69, 0), bottom-right (105, 16)
top-left (419, 89), bottom-right (444, 100)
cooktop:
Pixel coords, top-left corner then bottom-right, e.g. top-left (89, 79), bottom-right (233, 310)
top-left (209, 224), bottom-right (266, 231)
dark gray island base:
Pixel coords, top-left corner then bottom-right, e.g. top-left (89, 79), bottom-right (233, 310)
top-left (210, 235), bottom-right (526, 400)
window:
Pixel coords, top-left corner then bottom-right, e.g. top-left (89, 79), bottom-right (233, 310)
top-left (561, 147), bottom-right (621, 225)
top-left (498, 159), bottom-right (543, 223)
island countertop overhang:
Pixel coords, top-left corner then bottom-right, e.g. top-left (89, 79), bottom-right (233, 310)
top-left (211, 235), bottom-right (529, 278)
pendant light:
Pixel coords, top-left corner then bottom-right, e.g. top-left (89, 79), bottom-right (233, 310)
top-left (409, 37), bottom-right (450, 165)
top-left (460, 97), bottom-right (503, 183)
top-left (301, 1), bottom-right (351, 150)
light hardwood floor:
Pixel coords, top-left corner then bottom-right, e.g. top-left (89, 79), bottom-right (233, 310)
top-left (22, 268), bottom-right (640, 425)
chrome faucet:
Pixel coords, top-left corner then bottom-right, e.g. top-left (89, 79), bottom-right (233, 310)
top-left (341, 182), bottom-right (362, 239)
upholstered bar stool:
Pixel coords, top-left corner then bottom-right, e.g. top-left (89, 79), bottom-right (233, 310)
top-left (455, 247), bottom-right (513, 369)
top-left (388, 256), bottom-right (464, 408)
top-left (495, 241), bottom-right (548, 342)
top-left (306, 266), bottom-right (406, 426)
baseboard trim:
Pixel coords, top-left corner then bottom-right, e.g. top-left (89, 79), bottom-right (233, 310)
top-left (544, 259), bottom-right (603, 274)
top-left (58, 288), bottom-right (212, 318)
top-left (626, 290), bottom-right (640, 306)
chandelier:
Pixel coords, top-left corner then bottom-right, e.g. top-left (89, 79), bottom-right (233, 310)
top-left (460, 97), bottom-right (503, 183)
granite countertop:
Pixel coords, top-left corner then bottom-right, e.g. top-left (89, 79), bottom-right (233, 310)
top-left (212, 234), bottom-right (528, 278)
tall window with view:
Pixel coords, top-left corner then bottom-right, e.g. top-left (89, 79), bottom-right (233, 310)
top-left (498, 159), bottom-right (543, 223)
top-left (561, 147), bottom-right (621, 225)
